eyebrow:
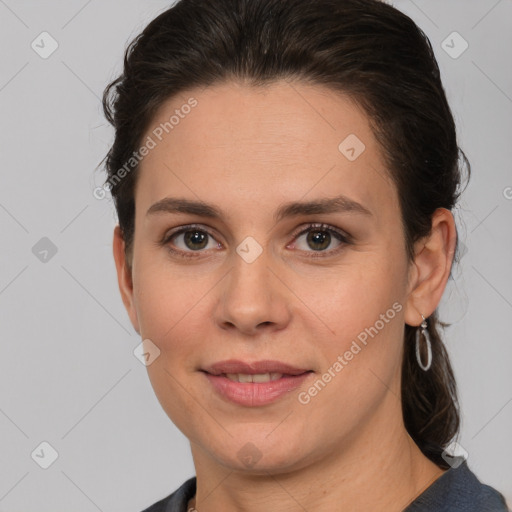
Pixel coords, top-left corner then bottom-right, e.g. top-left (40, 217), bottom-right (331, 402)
top-left (146, 195), bottom-right (372, 221)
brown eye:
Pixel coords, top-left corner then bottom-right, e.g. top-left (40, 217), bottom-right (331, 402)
top-left (182, 230), bottom-right (209, 250)
top-left (291, 223), bottom-right (350, 257)
top-left (305, 229), bottom-right (332, 251)
top-left (162, 224), bottom-right (221, 258)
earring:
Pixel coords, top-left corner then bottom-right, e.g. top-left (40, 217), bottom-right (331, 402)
top-left (415, 315), bottom-right (432, 371)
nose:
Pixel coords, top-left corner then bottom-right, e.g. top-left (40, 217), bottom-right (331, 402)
top-left (214, 246), bottom-right (292, 336)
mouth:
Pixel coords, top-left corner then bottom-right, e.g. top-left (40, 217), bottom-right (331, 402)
top-left (201, 359), bottom-right (312, 376)
top-left (200, 360), bottom-right (314, 407)
top-left (206, 371), bottom-right (309, 383)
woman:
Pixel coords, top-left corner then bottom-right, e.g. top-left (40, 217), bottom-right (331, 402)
top-left (102, 0), bottom-right (510, 510)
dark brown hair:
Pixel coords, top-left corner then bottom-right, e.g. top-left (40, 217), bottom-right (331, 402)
top-left (102, 0), bottom-right (469, 468)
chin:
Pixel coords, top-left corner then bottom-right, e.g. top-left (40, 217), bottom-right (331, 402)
top-left (202, 432), bottom-right (312, 475)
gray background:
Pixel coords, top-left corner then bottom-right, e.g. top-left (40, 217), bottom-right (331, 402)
top-left (0, 0), bottom-right (511, 510)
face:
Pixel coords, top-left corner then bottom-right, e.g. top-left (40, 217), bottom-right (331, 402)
top-left (116, 80), bottom-right (420, 473)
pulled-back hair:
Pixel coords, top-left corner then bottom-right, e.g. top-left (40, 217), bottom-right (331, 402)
top-left (102, 0), bottom-right (469, 468)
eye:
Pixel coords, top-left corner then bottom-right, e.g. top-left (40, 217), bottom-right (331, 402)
top-left (160, 222), bottom-right (351, 260)
top-left (161, 224), bottom-right (221, 258)
top-left (289, 223), bottom-right (351, 257)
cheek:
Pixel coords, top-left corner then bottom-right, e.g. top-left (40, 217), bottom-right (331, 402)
top-left (133, 253), bottom-right (204, 335)
top-left (296, 261), bottom-right (406, 400)
top-left (298, 260), bottom-right (404, 341)
top-left (132, 259), bottom-right (225, 398)
top-left (298, 271), bottom-right (405, 430)
top-left (134, 266), bottom-right (210, 433)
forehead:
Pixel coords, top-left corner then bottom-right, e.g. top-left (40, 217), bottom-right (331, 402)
top-left (135, 80), bottom-right (397, 223)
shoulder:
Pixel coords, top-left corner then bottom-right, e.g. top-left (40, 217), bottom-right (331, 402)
top-left (140, 476), bottom-right (197, 512)
top-left (404, 458), bottom-right (510, 512)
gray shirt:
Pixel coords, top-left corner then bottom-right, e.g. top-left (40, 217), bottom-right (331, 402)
top-left (141, 459), bottom-right (510, 511)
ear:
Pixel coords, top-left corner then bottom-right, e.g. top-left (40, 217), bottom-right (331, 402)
top-left (113, 225), bottom-right (140, 334)
top-left (404, 208), bottom-right (457, 327)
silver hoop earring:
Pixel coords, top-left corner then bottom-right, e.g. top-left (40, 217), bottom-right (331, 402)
top-left (415, 315), bottom-right (432, 371)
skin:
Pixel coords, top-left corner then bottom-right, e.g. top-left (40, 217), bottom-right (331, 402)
top-left (113, 80), bottom-right (457, 511)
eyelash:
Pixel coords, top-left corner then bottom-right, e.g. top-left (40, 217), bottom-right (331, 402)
top-left (160, 223), bottom-right (352, 260)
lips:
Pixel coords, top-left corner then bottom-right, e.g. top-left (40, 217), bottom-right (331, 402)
top-left (201, 359), bottom-right (311, 376)
top-left (200, 359), bottom-right (314, 407)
